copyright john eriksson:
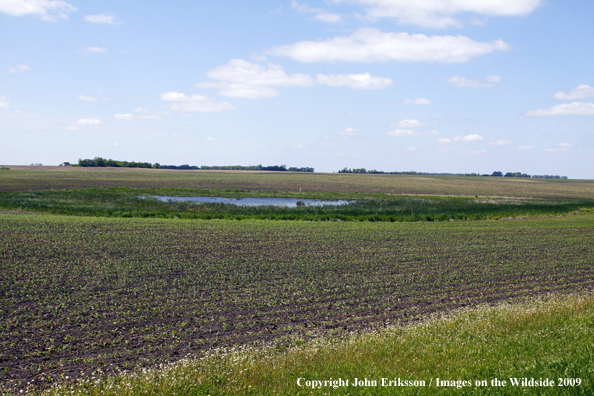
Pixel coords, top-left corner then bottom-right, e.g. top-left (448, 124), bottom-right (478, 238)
top-left (297, 377), bottom-right (583, 389)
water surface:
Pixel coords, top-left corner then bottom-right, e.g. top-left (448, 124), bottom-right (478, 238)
top-left (143, 196), bottom-right (351, 208)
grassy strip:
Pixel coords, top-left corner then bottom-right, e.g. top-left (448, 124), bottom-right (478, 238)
top-left (40, 293), bottom-right (594, 395)
top-left (1, 187), bottom-right (593, 222)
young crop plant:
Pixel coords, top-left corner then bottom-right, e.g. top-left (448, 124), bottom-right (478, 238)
top-left (1, 213), bottom-right (594, 393)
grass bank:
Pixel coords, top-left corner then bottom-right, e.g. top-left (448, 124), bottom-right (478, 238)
top-left (1, 187), bottom-right (593, 222)
top-left (40, 293), bottom-right (594, 395)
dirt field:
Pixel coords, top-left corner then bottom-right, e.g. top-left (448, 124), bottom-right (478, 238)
top-left (1, 167), bottom-right (593, 199)
top-left (2, 213), bottom-right (593, 392)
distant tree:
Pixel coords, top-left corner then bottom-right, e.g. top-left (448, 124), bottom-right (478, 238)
top-left (492, 171), bottom-right (503, 177)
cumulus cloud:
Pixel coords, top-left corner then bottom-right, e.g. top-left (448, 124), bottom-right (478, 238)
top-left (267, 28), bottom-right (509, 63)
top-left (489, 138), bottom-right (513, 145)
top-left (9, 65), bottom-right (31, 73)
top-left (526, 102), bottom-right (594, 116)
top-left (313, 12), bottom-right (342, 23)
top-left (76, 118), bottom-right (101, 126)
top-left (0, 96), bottom-right (10, 109)
top-left (317, 73), bottom-right (392, 89)
top-left (291, 1), bottom-right (342, 23)
top-left (77, 95), bottom-right (97, 101)
top-left (437, 138), bottom-right (451, 144)
top-left (80, 47), bottom-right (108, 54)
top-left (553, 84), bottom-right (594, 101)
top-left (403, 97), bottom-right (431, 105)
top-left (337, 127), bottom-right (358, 136)
top-left (448, 75), bottom-right (501, 88)
top-left (67, 118), bottom-right (102, 129)
top-left (391, 119), bottom-right (425, 128)
top-left (196, 59), bottom-right (314, 99)
top-left (113, 113), bottom-right (134, 120)
top-left (453, 134), bottom-right (484, 142)
top-left (0, 0), bottom-right (76, 21)
top-left (84, 13), bottom-right (118, 24)
top-left (387, 129), bottom-right (415, 136)
top-left (161, 92), bottom-right (235, 112)
top-left (332, 0), bottom-right (541, 28)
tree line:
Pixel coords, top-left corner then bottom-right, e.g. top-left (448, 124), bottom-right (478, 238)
top-left (77, 158), bottom-right (313, 172)
top-left (338, 168), bottom-right (568, 179)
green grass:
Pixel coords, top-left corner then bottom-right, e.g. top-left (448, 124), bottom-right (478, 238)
top-left (1, 187), bottom-right (593, 222)
top-left (41, 292), bottom-right (594, 395)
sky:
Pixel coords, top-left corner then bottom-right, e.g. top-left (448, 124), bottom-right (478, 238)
top-left (1, 0), bottom-right (593, 178)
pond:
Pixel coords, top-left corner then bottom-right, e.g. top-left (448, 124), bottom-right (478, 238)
top-left (142, 196), bottom-right (352, 208)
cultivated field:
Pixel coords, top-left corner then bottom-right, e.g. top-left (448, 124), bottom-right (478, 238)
top-left (1, 213), bottom-right (594, 393)
top-left (2, 167), bottom-right (594, 199)
top-left (1, 168), bottom-right (593, 394)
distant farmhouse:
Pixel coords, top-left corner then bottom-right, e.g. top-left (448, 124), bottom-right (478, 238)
top-left (60, 162), bottom-right (71, 166)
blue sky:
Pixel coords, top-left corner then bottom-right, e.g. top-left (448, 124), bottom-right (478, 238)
top-left (1, 0), bottom-right (593, 178)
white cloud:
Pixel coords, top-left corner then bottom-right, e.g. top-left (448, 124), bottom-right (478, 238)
top-left (113, 113), bottom-right (134, 120)
top-left (267, 28), bottom-right (509, 63)
top-left (161, 92), bottom-right (235, 112)
top-left (489, 138), bottom-right (513, 145)
top-left (403, 97), bottom-right (431, 105)
top-left (0, 96), bottom-right (10, 109)
top-left (294, 144), bottom-right (307, 149)
top-left (80, 47), bottom-right (108, 54)
top-left (292, 1), bottom-right (342, 23)
top-left (9, 64), bottom-right (31, 73)
top-left (553, 84), bottom-right (594, 101)
top-left (332, 0), bottom-right (541, 28)
top-left (437, 138), bottom-right (451, 143)
top-left (388, 129), bottom-right (415, 136)
top-left (526, 102), bottom-right (594, 116)
top-left (391, 119), bottom-right (425, 128)
top-left (84, 13), bottom-right (118, 24)
top-left (0, 0), bottom-right (76, 21)
top-left (448, 75), bottom-right (501, 88)
top-left (77, 95), bottom-right (96, 101)
top-left (387, 129), bottom-right (438, 137)
top-left (77, 118), bottom-right (101, 126)
top-left (454, 134), bottom-right (484, 142)
top-left (68, 118), bottom-right (102, 129)
top-left (316, 73), bottom-right (392, 89)
top-left (313, 12), bottom-right (342, 23)
top-left (518, 145), bottom-right (535, 149)
top-left (196, 59), bottom-right (314, 99)
top-left (337, 127), bottom-right (358, 136)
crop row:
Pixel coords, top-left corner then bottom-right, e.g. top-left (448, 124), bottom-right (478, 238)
top-left (1, 213), bottom-right (593, 392)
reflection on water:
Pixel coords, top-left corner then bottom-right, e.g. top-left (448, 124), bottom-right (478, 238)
top-left (141, 196), bottom-right (351, 208)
